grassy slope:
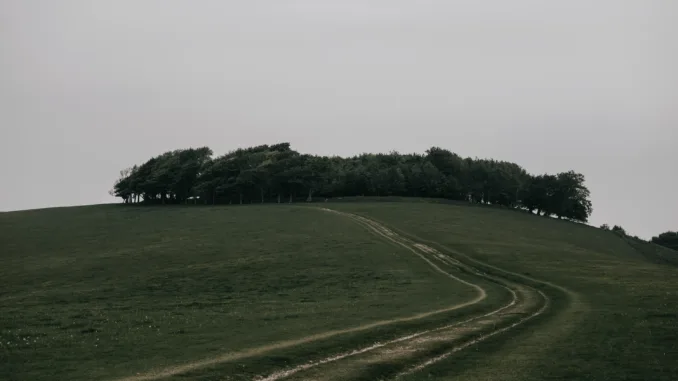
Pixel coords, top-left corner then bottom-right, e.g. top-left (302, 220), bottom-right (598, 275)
top-left (333, 202), bottom-right (678, 381)
top-left (0, 205), bottom-right (494, 381)
top-left (2, 201), bottom-right (676, 380)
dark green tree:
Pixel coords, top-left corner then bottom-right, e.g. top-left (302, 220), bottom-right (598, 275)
top-left (651, 231), bottom-right (678, 251)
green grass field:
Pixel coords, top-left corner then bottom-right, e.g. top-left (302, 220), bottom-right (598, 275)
top-left (1, 201), bottom-right (676, 380)
top-left (332, 202), bottom-right (678, 381)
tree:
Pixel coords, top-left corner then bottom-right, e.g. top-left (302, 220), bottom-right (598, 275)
top-left (111, 167), bottom-right (135, 203)
top-left (302, 155), bottom-right (332, 201)
top-left (612, 225), bottom-right (627, 236)
top-left (549, 171), bottom-right (592, 222)
top-left (170, 147), bottom-right (213, 203)
top-left (651, 231), bottom-right (678, 251)
top-left (521, 174), bottom-right (556, 216)
top-left (269, 149), bottom-right (299, 203)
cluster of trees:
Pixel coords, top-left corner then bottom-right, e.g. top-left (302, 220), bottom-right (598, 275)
top-left (111, 143), bottom-right (593, 222)
top-left (651, 231), bottom-right (678, 252)
top-left (600, 224), bottom-right (628, 236)
top-left (600, 224), bottom-right (677, 253)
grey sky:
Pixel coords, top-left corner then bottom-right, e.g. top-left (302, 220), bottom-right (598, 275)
top-left (1, 1), bottom-right (676, 238)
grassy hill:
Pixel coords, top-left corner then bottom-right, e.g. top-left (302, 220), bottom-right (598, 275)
top-left (1, 201), bottom-right (676, 380)
top-left (333, 202), bottom-right (678, 380)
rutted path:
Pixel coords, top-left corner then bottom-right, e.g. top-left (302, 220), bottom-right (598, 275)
top-left (113, 208), bottom-right (560, 381)
top-left (112, 210), bottom-right (490, 381)
top-left (254, 209), bottom-right (549, 381)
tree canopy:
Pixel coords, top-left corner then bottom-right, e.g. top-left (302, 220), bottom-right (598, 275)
top-left (112, 143), bottom-right (594, 222)
top-left (651, 231), bottom-right (678, 252)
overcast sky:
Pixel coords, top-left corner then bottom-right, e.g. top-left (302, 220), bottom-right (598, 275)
top-left (1, 1), bottom-right (676, 238)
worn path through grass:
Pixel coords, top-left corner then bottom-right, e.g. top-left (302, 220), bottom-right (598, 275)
top-left (332, 202), bottom-right (677, 381)
top-left (0, 205), bottom-right (498, 380)
top-left (253, 208), bottom-right (553, 381)
top-left (114, 208), bottom-right (492, 381)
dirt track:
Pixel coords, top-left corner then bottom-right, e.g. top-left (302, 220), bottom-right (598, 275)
top-left (252, 209), bottom-right (548, 380)
top-left (113, 207), bottom-right (562, 381)
top-left (111, 210), bottom-right (493, 381)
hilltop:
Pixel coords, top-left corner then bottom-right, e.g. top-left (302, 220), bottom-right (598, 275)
top-left (1, 200), bottom-right (676, 380)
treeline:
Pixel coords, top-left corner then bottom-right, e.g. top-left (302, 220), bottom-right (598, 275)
top-left (651, 231), bottom-right (678, 252)
top-left (599, 224), bottom-right (677, 252)
top-left (111, 143), bottom-right (593, 222)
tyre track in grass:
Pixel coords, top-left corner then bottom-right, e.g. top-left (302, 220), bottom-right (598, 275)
top-left (253, 209), bottom-right (547, 381)
top-left (344, 210), bottom-right (584, 381)
top-left (392, 289), bottom-right (549, 380)
top-left (255, 293), bottom-right (518, 381)
top-left (111, 208), bottom-right (491, 381)
top-left (255, 208), bottom-right (518, 381)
